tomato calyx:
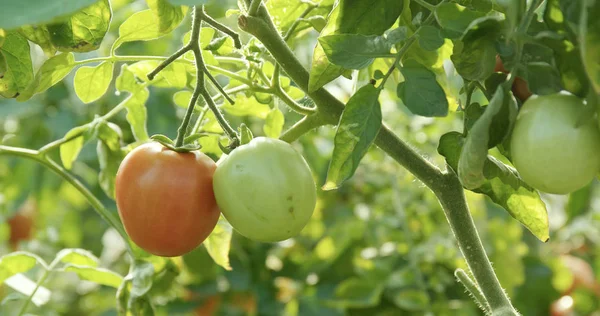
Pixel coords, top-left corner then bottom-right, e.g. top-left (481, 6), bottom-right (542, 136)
top-left (150, 134), bottom-right (202, 153)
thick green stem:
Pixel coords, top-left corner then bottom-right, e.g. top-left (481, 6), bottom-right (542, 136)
top-left (279, 114), bottom-right (324, 143)
top-left (238, 9), bottom-right (517, 314)
top-left (438, 174), bottom-right (517, 314)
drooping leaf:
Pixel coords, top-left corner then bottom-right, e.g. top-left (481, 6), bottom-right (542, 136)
top-left (397, 63), bottom-right (448, 117)
top-left (458, 86), bottom-right (517, 189)
top-left (324, 85), bottom-right (381, 190)
top-left (204, 218), bottom-right (232, 271)
top-left (74, 61), bottom-right (114, 103)
top-left (47, 0), bottom-right (111, 52)
top-left (438, 132), bottom-right (549, 242)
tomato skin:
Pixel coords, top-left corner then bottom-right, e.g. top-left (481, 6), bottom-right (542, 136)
top-left (510, 94), bottom-right (600, 194)
top-left (494, 55), bottom-right (532, 102)
top-left (213, 137), bottom-right (316, 242)
top-left (115, 142), bottom-right (220, 257)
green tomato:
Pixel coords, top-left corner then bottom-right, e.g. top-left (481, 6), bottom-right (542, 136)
top-left (213, 137), bottom-right (316, 242)
top-left (510, 93), bottom-right (600, 194)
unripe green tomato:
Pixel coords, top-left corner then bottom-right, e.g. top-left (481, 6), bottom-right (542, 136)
top-left (510, 93), bottom-right (600, 194)
top-left (213, 137), bottom-right (316, 242)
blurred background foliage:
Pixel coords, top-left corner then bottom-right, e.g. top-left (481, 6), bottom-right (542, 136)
top-left (0, 0), bottom-right (599, 315)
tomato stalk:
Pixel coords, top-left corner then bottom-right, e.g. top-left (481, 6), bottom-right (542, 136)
top-left (146, 6), bottom-right (239, 148)
top-left (238, 0), bottom-right (520, 314)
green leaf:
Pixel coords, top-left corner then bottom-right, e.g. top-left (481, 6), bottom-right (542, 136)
top-left (129, 261), bottom-right (155, 298)
top-left (19, 25), bottom-right (56, 56)
top-left (319, 34), bottom-right (392, 69)
top-left (96, 122), bottom-right (125, 199)
top-left (458, 87), bottom-right (517, 189)
top-left (0, 252), bottom-right (44, 283)
top-left (115, 65), bottom-right (150, 142)
top-left (64, 264), bottom-right (123, 288)
top-left (74, 61), bottom-right (114, 104)
top-left (47, 0), bottom-right (111, 52)
top-left (438, 132), bottom-right (549, 242)
top-left (579, 0), bottom-right (600, 94)
top-left (222, 95), bottom-right (271, 118)
top-left (451, 36), bottom-right (496, 81)
top-left (17, 52), bottom-right (76, 101)
top-left (113, 5), bottom-right (186, 51)
top-left (542, 0), bottom-right (590, 97)
top-left (328, 278), bottom-right (383, 308)
top-left (60, 125), bottom-right (91, 170)
top-left (525, 62), bottom-right (563, 95)
top-left (308, 0), bottom-right (404, 92)
top-left (238, 123), bottom-right (253, 145)
top-left (0, 32), bottom-right (33, 98)
top-left (128, 60), bottom-right (187, 89)
top-left (418, 26), bottom-right (444, 51)
top-left (565, 184), bottom-right (593, 222)
top-left (124, 90), bottom-right (150, 142)
top-left (324, 85), bottom-right (381, 190)
top-left (434, 3), bottom-right (487, 38)
top-left (204, 218), bottom-right (232, 271)
top-left (389, 289), bottom-right (430, 311)
top-left (263, 108), bottom-right (285, 138)
top-left (55, 248), bottom-right (99, 267)
top-left (397, 63), bottom-right (448, 117)
top-left (0, 0), bottom-right (98, 30)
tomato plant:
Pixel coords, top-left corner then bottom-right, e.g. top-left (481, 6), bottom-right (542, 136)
top-left (115, 142), bottom-right (220, 257)
top-left (0, 0), bottom-right (599, 315)
top-left (213, 137), bottom-right (316, 242)
top-left (511, 94), bottom-right (600, 194)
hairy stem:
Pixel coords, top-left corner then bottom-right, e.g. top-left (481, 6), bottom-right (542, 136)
top-left (455, 269), bottom-right (491, 314)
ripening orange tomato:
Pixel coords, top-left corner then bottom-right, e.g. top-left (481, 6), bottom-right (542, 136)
top-left (494, 55), bottom-right (532, 102)
top-left (115, 142), bottom-right (220, 257)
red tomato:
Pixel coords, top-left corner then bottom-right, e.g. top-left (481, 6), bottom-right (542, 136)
top-left (115, 142), bottom-right (220, 257)
top-left (194, 295), bottom-right (221, 316)
top-left (494, 55), bottom-right (532, 102)
top-left (512, 77), bottom-right (532, 102)
top-left (494, 55), bottom-right (508, 73)
top-left (7, 199), bottom-right (36, 250)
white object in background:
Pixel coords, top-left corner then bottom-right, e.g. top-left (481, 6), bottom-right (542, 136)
top-left (4, 273), bottom-right (51, 306)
